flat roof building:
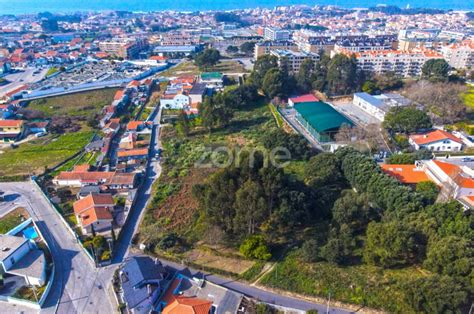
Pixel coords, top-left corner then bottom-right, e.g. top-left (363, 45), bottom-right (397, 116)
top-left (294, 101), bottom-right (354, 143)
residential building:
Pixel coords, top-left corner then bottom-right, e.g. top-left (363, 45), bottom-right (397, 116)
top-left (381, 164), bottom-right (430, 185)
top-left (160, 93), bottom-right (190, 110)
top-left (253, 41), bottom-right (298, 60)
top-left (158, 272), bottom-right (244, 314)
top-left (441, 40), bottom-right (474, 70)
top-left (99, 38), bottom-right (148, 59)
top-left (188, 82), bottom-right (207, 106)
top-left (270, 49), bottom-right (320, 73)
top-left (0, 234), bottom-right (46, 286)
top-left (73, 193), bottom-right (115, 235)
top-left (353, 92), bottom-right (411, 121)
top-left (119, 256), bottom-right (167, 314)
top-left (53, 167), bottom-right (136, 188)
top-left (409, 129), bottom-right (463, 152)
top-left (117, 148), bottom-right (149, 162)
top-left (339, 48), bottom-right (443, 77)
top-left (264, 27), bottom-right (290, 41)
top-left (0, 120), bottom-right (25, 142)
top-left (333, 35), bottom-right (397, 54)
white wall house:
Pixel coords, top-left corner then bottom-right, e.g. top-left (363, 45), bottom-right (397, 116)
top-left (353, 92), bottom-right (386, 121)
top-left (422, 160), bottom-right (474, 199)
top-left (159, 94), bottom-right (190, 109)
top-left (409, 130), bottom-right (463, 152)
top-left (0, 235), bottom-right (46, 286)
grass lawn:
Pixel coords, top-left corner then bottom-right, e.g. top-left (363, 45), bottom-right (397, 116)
top-left (260, 251), bottom-right (429, 313)
top-left (27, 88), bottom-right (117, 118)
top-left (462, 87), bottom-right (474, 110)
top-left (0, 207), bottom-right (29, 234)
top-left (45, 67), bottom-right (59, 77)
top-left (0, 131), bottom-right (94, 176)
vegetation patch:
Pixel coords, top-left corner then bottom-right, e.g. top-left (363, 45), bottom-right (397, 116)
top-left (0, 207), bottom-right (29, 234)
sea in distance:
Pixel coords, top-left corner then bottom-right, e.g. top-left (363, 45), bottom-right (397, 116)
top-left (0, 0), bottom-right (473, 15)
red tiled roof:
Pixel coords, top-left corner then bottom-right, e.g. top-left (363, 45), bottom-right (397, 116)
top-left (117, 148), bottom-right (148, 157)
top-left (0, 120), bottom-right (24, 128)
top-left (73, 193), bottom-right (114, 215)
top-left (289, 94), bottom-right (319, 104)
top-left (114, 90), bottom-right (125, 100)
top-left (381, 164), bottom-right (430, 184)
top-left (79, 206), bottom-right (113, 226)
top-left (162, 297), bottom-right (212, 314)
top-left (126, 120), bottom-right (145, 131)
top-left (410, 130), bottom-right (462, 146)
top-left (432, 160), bottom-right (474, 188)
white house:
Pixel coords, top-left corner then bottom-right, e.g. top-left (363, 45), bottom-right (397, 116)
top-left (0, 235), bottom-right (46, 286)
top-left (353, 92), bottom-right (411, 121)
top-left (159, 93), bottom-right (190, 110)
top-left (422, 159), bottom-right (474, 199)
top-left (409, 129), bottom-right (463, 152)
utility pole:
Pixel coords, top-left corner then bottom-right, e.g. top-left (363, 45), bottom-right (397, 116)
top-left (326, 291), bottom-right (331, 314)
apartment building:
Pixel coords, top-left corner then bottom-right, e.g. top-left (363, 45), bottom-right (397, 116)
top-left (99, 38), bottom-right (148, 59)
top-left (264, 27), bottom-right (290, 41)
top-left (254, 41), bottom-right (298, 59)
top-left (333, 35), bottom-right (397, 54)
top-left (441, 41), bottom-right (474, 70)
top-left (270, 49), bottom-right (320, 73)
top-left (340, 48), bottom-right (443, 77)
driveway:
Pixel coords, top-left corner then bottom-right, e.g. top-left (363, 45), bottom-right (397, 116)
top-left (0, 182), bottom-right (114, 314)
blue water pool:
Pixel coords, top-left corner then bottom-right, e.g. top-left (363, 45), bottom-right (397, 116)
top-left (23, 226), bottom-right (38, 239)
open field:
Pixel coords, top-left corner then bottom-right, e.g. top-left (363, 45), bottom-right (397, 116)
top-left (160, 61), bottom-right (199, 77)
top-left (208, 60), bottom-right (249, 73)
top-left (183, 247), bottom-right (256, 275)
top-left (0, 207), bottom-right (29, 234)
top-left (27, 88), bottom-right (117, 117)
top-left (0, 131), bottom-right (94, 176)
top-left (462, 87), bottom-right (474, 110)
top-left (260, 251), bottom-right (429, 313)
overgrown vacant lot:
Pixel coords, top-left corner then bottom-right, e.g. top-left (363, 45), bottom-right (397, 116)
top-left (0, 131), bottom-right (93, 177)
top-left (27, 88), bottom-right (117, 117)
top-left (463, 86), bottom-right (474, 109)
top-left (139, 101), bottom-right (277, 275)
top-left (260, 251), bottom-right (427, 313)
top-left (0, 207), bottom-right (29, 234)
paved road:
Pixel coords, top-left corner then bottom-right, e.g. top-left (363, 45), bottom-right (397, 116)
top-left (0, 182), bottom-right (114, 314)
top-left (127, 252), bottom-right (353, 314)
top-left (0, 68), bottom-right (47, 97)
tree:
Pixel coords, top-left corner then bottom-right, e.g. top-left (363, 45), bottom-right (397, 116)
top-left (262, 68), bottom-right (288, 99)
top-left (249, 54), bottom-right (278, 88)
top-left (240, 42), bottom-right (256, 56)
top-left (383, 106), bottom-right (432, 133)
top-left (423, 236), bottom-right (473, 278)
top-left (305, 153), bottom-right (343, 187)
top-left (239, 235), bottom-right (272, 260)
top-left (301, 239), bottom-right (320, 262)
top-left (331, 190), bottom-right (369, 233)
top-left (422, 59), bottom-right (450, 82)
top-left (296, 58), bottom-right (314, 93)
top-left (262, 129), bottom-right (311, 160)
top-left (363, 221), bottom-right (417, 268)
top-left (226, 45), bottom-right (239, 55)
top-left (362, 80), bottom-right (377, 94)
top-left (402, 275), bottom-right (468, 313)
top-left (416, 181), bottom-right (439, 205)
top-left (311, 55), bottom-right (330, 92)
top-left (325, 54), bottom-right (360, 95)
top-left (234, 180), bottom-right (268, 236)
top-left (403, 81), bottom-right (467, 124)
top-left (92, 235), bottom-right (106, 249)
top-left (198, 95), bottom-right (233, 131)
top-left (194, 48), bottom-right (221, 69)
top-left (175, 110), bottom-right (190, 137)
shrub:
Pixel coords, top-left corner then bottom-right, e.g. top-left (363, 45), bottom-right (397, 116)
top-left (101, 250), bottom-right (111, 261)
top-left (239, 235), bottom-right (272, 261)
top-left (301, 239), bottom-right (320, 262)
top-left (158, 232), bottom-right (179, 250)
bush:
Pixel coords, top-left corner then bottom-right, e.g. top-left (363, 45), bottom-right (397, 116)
top-left (158, 232), bottom-right (179, 250)
top-left (240, 235), bottom-right (272, 261)
top-left (301, 239), bottom-right (320, 262)
top-left (101, 250), bottom-right (111, 261)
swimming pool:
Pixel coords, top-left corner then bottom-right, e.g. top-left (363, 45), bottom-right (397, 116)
top-left (23, 226), bottom-right (39, 239)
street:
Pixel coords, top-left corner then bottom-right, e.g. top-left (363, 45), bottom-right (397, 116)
top-left (0, 68), bottom-right (47, 97)
top-left (0, 182), bottom-right (114, 314)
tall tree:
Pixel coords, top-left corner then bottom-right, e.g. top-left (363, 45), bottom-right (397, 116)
top-left (422, 59), bottom-right (450, 82)
top-left (262, 68), bottom-right (288, 99)
top-left (249, 54), bottom-right (278, 88)
top-left (175, 110), bottom-right (190, 137)
top-left (296, 58), bottom-right (314, 93)
top-left (382, 106), bottom-right (432, 133)
top-left (325, 54), bottom-right (359, 95)
top-left (194, 48), bottom-right (221, 69)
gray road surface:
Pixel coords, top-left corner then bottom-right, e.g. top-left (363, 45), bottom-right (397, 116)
top-left (0, 182), bottom-right (114, 314)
